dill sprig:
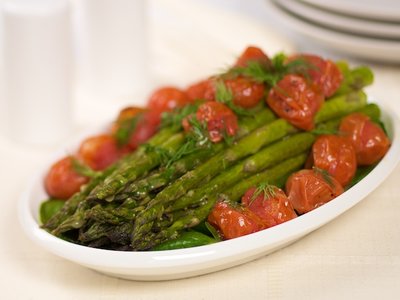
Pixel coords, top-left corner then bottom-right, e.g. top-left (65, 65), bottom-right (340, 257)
top-left (143, 144), bottom-right (171, 166)
top-left (160, 102), bottom-right (201, 129)
top-left (114, 113), bottom-right (142, 147)
top-left (313, 167), bottom-right (335, 188)
top-left (249, 182), bottom-right (277, 205)
top-left (222, 52), bottom-right (317, 88)
top-left (214, 79), bottom-right (252, 117)
top-left (71, 158), bottom-right (101, 178)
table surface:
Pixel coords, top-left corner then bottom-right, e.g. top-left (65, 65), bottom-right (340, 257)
top-left (1, 0), bottom-right (400, 299)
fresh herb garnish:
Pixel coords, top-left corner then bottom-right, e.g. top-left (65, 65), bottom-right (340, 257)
top-left (160, 102), bottom-right (201, 129)
top-left (143, 144), bottom-right (171, 165)
top-left (313, 167), bottom-right (335, 188)
top-left (214, 79), bottom-right (252, 117)
top-left (250, 182), bottom-right (277, 205)
top-left (114, 113), bottom-right (142, 147)
top-left (223, 52), bottom-right (316, 88)
top-left (71, 158), bottom-right (101, 178)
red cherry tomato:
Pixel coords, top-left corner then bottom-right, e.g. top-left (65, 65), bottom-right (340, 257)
top-left (241, 185), bottom-right (297, 228)
top-left (225, 77), bottom-right (265, 108)
top-left (267, 74), bottom-right (324, 131)
top-left (128, 110), bottom-right (161, 150)
top-left (235, 46), bottom-right (271, 68)
top-left (339, 113), bottom-right (390, 165)
top-left (310, 135), bottom-right (357, 187)
top-left (182, 101), bottom-right (238, 143)
top-left (286, 169), bottom-right (344, 214)
top-left (288, 54), bottom-right (343, 97)
top-left (44, 156), bottom-right (89, 200)
top-left (207, 201), bottom-right (267, 240)
top-left (78, 134), bottom-right (121, 171)
top-left (185, 79), bottom-right (214, 101)
top-left (147, 86), bottom-right (191, 113)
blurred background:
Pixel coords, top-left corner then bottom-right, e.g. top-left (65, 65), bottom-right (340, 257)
top-left (1, 0), bottom-right (399, 146)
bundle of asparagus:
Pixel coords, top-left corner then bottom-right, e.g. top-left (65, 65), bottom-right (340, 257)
top-left (40, 48), bottom-right (382, 251)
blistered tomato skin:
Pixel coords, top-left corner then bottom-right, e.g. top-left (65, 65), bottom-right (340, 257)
top-left (288, 54), bottom-right (343, 98)
top-left (339, 113), bottom-right (390, 166)
top-left (241, 186), bottom-right (297, 228)
top-left (78, 134), bottom-right (121, 171)
top-left (267, 74), bottom-right (324, 131)
top-left (207, 201), bottom-right (266, 240)
top-left (286, 169), bottom-right (344, 214)
top-left (311, 135), bottom-right (357, 187)
top-left (235, 46), bottom-right (271, 68)
top-left (44, 156), bottom-right (89, 200)
top-left (183, 101), bottom-right (238, 143)
top-left (185, 79), bottom-right (214, 102)
top-left (147, 86), bottom-right (191, 113)
top-left (224, 77), bottom-right (265, 108)
top-left (128, 110), bottom-right (161, 150)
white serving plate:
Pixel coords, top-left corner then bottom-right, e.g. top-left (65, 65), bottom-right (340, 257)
top-left (301, 0), bottom-right (400, 22)
top-left (268, 1), bottom-right (400, 63)
top-left (18, 99), bottom-right (400, 281)
top-left (279, 0), bottom-right (400, 39)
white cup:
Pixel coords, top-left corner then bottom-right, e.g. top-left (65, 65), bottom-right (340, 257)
top-left (75, 0), bottom-right (149, 118)
top-left (2, 0), bottom-right (73, 145)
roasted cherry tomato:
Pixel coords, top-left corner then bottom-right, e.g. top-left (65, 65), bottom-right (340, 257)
top-left (288, 54), bottom-right (343, 97)
top-left (185, 79), bottom-right (214, 101)
top-left (182, 101), bottom-right (238, 143)
top-left (235, 46), bottom-right (271, 68)
top-left (286, 169), bottom-right (344, 214)
top-left (267, 74), bottom-right (324, 131)
top-left (128, 110), bottom-right (161, 150)
top-left (310, 135), bottom-right (357, 187)
top-left (207, 201), bottom-right (266, 240)
top-left (241, 185), bottom-right (297, 228)
top-left (44, 156), bottom-right (89, 200)
top-left (78, 134), bottom-right (121, 171)
top-left (339, 113), bottom-right (390, 165)
top-left (115, 106), bottom-right (144, 122)
top-left (147, 86), bottom-right (191, 112)
top-left (224, 77), bottom-right (265, 108)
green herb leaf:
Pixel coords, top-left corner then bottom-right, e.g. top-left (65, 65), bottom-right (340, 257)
top-left (71, 158), bottom-right (101, 178)
top-left (160, 102), bottom-right (201, 129)
top-left (143, 144), bottom-right (171, 165)
top-left (114, 113), bottom-right (142, 147)
top-left (214, 79), bottom-right (253, 117)
top-left (250, 182), bottom-right (277, 205)
top-left (313, 167), bottom-right (335, 188)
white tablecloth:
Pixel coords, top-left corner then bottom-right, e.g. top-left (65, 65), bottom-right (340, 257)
top-left (1, 0), bottom-right (399, 299)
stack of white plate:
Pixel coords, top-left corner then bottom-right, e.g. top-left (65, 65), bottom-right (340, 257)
top-left (268, 0), bottom-right (400, 63)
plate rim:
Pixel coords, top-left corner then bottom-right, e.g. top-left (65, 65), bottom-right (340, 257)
top-left (18, 98), bottom-right (400, 280)
top-left (268, 0), bottom-right (400, 63)
top-left (301, 0), bottom-right (400, 22)
top-left (279, 0), bottom-right (400, 39)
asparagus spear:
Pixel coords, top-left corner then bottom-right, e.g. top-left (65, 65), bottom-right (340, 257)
top-left (133, 153), bottom-right (309, 250)
top-left (131, 91), bottom-right (367, 238)
top-left (115, 108), bottom-right (276, 201)
top-left (131, 133), bottom-right (314, 249)
top-left (42, 125), bottom-right (180, 231)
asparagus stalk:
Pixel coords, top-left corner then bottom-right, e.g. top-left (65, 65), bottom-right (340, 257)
top-left (131, 91), bottom-right (367, 240)
top-left (42, 125), bottom-right (179, 231)
top-left (131, 133), bottom-right (314, 249)
top-left (134, 153), bottom-right (309, 250)
top-left (115, 108), bottom-right (276, 201)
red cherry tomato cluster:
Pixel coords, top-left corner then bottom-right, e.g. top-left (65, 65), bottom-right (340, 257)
top-left (45, 86), bottom-right (193, 200)
top-left (267, 53), bottom-right (343, 131)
